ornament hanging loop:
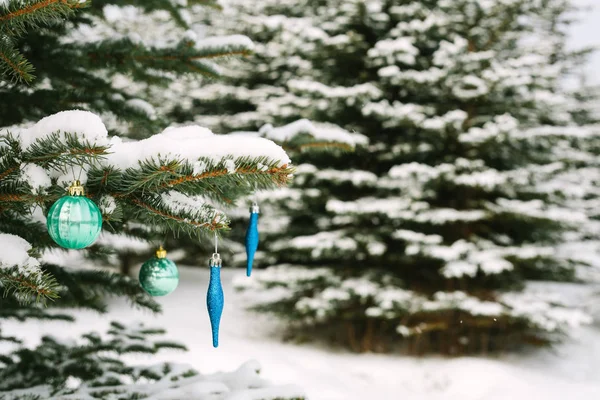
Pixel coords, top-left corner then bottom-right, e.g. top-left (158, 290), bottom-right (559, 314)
top-left (210, 252), bottom-right (222, 267)
top-left (211, 232), bottom-right (222, 267)
top-left (68, 180), bottom-right (85, 196)
top-left (250, 201), bottom-right (260, 214)
top-left (155, 245), bottom-right (167, 259)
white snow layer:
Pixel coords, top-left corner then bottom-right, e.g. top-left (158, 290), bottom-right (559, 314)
top-left (0, 358), bottom-right (304, 400)
top-left (5, 267), bottom-right (598, 400)
top-left (195, 34), bottom-right (255, 52)
top-left (109, 124), bottom-right (290, 169)
top-left (0, 234), bottom-right (41, 275)
top-left (20, 164), bottom-right (51, 193)
top-left (258, 119), bottom-right (367, 147)
top-left (21, 110), bottom-right (109, 150)
top-left (15, 111), bottom-right (291, 170)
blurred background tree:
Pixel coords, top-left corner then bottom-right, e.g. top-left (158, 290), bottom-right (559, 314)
top-left (187, 0), bottom-right (600, 354)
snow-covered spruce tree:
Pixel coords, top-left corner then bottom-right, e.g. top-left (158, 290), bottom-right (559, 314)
top-left (194, 0), bottom-right (596, 354)
top-left (0, 1), bottom-right (310, 398)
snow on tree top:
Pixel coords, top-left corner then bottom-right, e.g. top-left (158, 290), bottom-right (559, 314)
top-left (21, 110), bottom-right (109, 151)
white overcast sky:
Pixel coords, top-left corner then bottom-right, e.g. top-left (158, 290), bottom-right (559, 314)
top-left (569, 0), bottom-right (600, 83)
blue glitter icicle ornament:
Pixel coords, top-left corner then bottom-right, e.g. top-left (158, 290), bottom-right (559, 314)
top-left (207, 252), bottom-right (224, 347)
top-left (245, 202), bottom-right (259, 277)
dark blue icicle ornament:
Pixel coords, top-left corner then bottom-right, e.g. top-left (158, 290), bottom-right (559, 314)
top-left (206, 252), bottom-right (224, 347)
top-left (245, 202), bottom-right (260, 277)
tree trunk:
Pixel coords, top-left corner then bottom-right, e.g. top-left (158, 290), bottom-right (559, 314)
top-left (120, 253), bottom-right (133, 276)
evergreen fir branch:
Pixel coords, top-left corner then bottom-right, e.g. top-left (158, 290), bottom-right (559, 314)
top-left (0, 213), bottom-right (55, 250)
top-left (189, 43), bottom-right (253, 60)
top-left (0, 37), bottom-right (35, 82)
top-left (43, 264), bottom-right (162, 313)
top-left (0, 193), bottom-right (44, 206)
top-left (111, 156), bottom-right (290, 197)
top-left (116, 158), bottom-right (182, 195)
top-left (130, 194), bottom-right (229, 236)
top-left (186, 59), bottom-right (221, 77)
top-left (154, 157), bottom-right (291, 192)
top-left (0, 300), bottom-right (74, 321)
top-left (85, 37), bottom-right (249, 78)
top-left (0, 136), bottom-right (22, 189)
top-left (0, 322), bottom-right (186, 393)
top-left (283, 141), bottom-right (354, 153)
top-left (21, 131), bottom-right (108, 172)
top-left (0, 165), bottom-right (18, 181)
top-left (0, 267), bottom-right (59, 305)
top-left (0, 0), bottom-right (88, 36)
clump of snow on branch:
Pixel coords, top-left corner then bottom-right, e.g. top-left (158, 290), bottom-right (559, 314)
top-left (125, 98), bottom-right (157, 120)
top-left (258, 119), bottom-right (367, 147)
top-left (272, 231), bottom-right (357, 258)
top-left (21, 110), bottom-right (109, 150)
top-left (0, 234), bottom-right (41, 276)
top-left (108, 124), bottom-right (290, 169)
top-left (20, 164), bottom-right (51, 193)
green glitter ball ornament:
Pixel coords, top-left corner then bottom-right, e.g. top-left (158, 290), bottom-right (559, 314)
top-left (139, 246), bottom-right (179, 296)
top-left (47, 180), bottom-right (102, 249)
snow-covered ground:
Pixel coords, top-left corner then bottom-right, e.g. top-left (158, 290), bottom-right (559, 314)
top-left (3, 266), bottom-right (600, 400)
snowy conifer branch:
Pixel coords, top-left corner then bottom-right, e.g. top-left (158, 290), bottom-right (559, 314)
top-left (85, 35), bottom-right (253, 77)
top-left (21, 131), bottom-right (107, 172)
top-left (225, 119), bottom-right (367, 154)
top-left (0, 0), bottom-right (86, 33)
top-left (0, 322), bottom-right (186, 395)
top-left (0, 234), bottom-right (60, 303)
top-left (153, 157), bottom-right (292, 192)
top-left (130, 195), bottom-right (228, 235)
top-left (0, 36), bottom-right (35, 82)
top-left (0, 0), bottom-right (88, 82)
top-left (0, 267), bottom-right (59, 304)
top-left (0, 321), bottom-right (305, 399)
top-left (186, 59), bottom-right (221, 77)
top-left (43, 264), bottom-right (161, 313)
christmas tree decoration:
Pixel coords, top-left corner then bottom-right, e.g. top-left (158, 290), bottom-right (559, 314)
top-left (207, 251), bottom-right (224, 348)
top-left (46, 180), bottom-right (103, 249)
top-left (139, 246), bottom-right (179, 296)
top-left (245, 202), bottom-right (260, 277)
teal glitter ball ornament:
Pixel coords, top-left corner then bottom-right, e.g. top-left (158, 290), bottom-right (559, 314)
top-left (47, 180), bottom-right (102, 249)
top-left (139, 246), bottom-right (179, 296)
